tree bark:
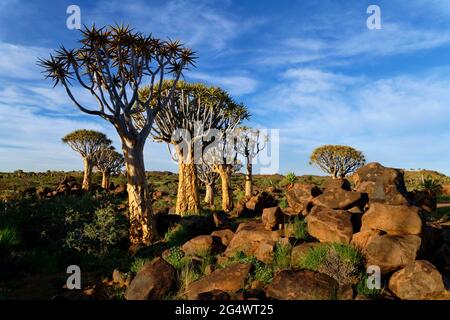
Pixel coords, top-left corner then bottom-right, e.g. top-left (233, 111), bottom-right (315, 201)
top-left (122, 137), bottom-right (158, 245)
top-left (176, 156), bottom-right (201, 215)
top-left (101, 171), bottom-right (111, 190)
top-left (204, 183), bottom-right (215, 209)
top-left (216, 165), bottom-right (234, 212)
top-left (245, 160), bottom-right (253, 197)
top-left (82, 157), bottom-right (93, 191)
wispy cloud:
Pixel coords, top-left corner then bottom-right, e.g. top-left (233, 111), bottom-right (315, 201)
top-left (187, 72), bottom-right (258, 96)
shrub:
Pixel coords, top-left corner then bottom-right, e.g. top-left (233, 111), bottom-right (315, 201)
top-left (129, 257), bottom-right (151, 275)
top-left (273, 242), bottom-right (292, 270)
top-left (291, 216), bottom-right (309, 241)
top-left (418, 175), bottom-right (442, 195)
top-left (283, 172), bottom-right (296, 186)
top-left (278, 197), bottom-right (288, 209)
top-left (252, 262), bottom-right (273, 284)
top-left (296, 243), bottom-right (363, 285)
top-left (164, 247), bottom-right (189, 271)
top-left (164, 224), bottom-right (192, 247)
top-left (356, 274), bottom-right (384, 299)
top-left (0, 227), bottom-right (20, 255)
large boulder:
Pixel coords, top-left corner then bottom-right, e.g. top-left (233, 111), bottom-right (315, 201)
top-left (351, 230), bottom-right (382, 250)
top-left (388, 260), bottom-right (446, 300)
top-left (186, 263), bottom-right (251, 300)
top-left (222, 221), bottom-right (281, 263)
top-left (266, 269), bottom-right (338, 300)
top-left (323, 178), bottom-right (352, 191)
top-left (364, 234), bottom-right (421, 274)
top-left (244, 192), bottom-right (277, 215)
top-left (411, 190), bottom-right (437, 213)
top-left (353, 162), bottom-right (410, 205)
top-left (306, 206), bottom-right (353, 244)
top-left (262, 207), bottom-right (284, 230)
top-left (125, 257), bottom-right (176, 300)
top-left (181, 235), bottom-right (223, 256)
top-left (361, 203), bottom-right (423, 235)
top-left (312, 189), bottom-right (364, 210)
top-left (286, 183), bottom-right (322, 215)
top-left (211, 229), bottom-right (235, 247)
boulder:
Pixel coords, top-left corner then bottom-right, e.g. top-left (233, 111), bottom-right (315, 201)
top-left (211, 229), bottom-right (234, 247)
top-left (286, 183), bottom-right (322, 215)
top-left (312, 189), bottom-right (364, 210)
top-left (364, 234), bottom-right (421, 274)
top-left (125, 257), bottom-right (176, 300)
top-left (306, 206), bottom-right (353, 244)
top-left (291, 242), bottom-right (323, 266)
top-left (197, 290), bottom-right (231, 300)
top-left (353, 162), bottom-right (410, 205)
top-left (361, 203), bottom-right (422, 235)
top-left (186, 263), bottom-right (251, 300)
top-left (388, 260), bottom-right (446, 300)
top-left (351, 230), bottom-right (382, 250)
top-left (245, 192), bottom-right (277, 215)
top-left (323, 178), bottom-right (352, 191)
top-left (266, 269), bottom-right (338, 300)
top-left (411, 190), bottom-right (437, 213)
top-left (262, 207), bottom-right (284, 230)
top-left (181, 235), bottom-right (222, 256)
top-left (222, 221), bottom-right (281, 262)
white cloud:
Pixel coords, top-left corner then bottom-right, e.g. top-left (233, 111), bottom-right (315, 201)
top-left (187, 72), bottom-right (258, 96)
top-left (0, 42), bottom-right (49, 79)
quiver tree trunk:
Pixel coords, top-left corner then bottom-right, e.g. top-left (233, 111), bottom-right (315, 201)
top-left (82, 157), bottom-right (93, 191)
top-left (176, 154), bottom-right (201, 215)
top-left (101, 171), bottom-right (111, 190)
top-left (216, 165), bottom-right (234, 213)
top-left (122, 137), bottom-right (158, 245)
top-left (204, 184), bottom-right (215, 209)
top-left (245, 160), bottom-right (253, 197)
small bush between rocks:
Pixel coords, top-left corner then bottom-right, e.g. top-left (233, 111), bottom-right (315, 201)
top-left (273, 243), bottom-right (292, 270)
top-left (356, 274), bottom-right (384, 299)
top-left (291, 216), bottom-right (309, 241)
top-left (164, 224), bottom-right (192, 247)
top-left (129, 257), bottom-right (151, 275)
top-left (295, 243), bottom-right (363, 285)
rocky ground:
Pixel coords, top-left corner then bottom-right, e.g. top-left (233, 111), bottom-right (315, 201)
top-left (0, 163), bottom-right (449, 300)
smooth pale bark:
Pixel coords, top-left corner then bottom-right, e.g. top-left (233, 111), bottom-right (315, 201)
top-left (245, 160), bottom-right (253, 197)
top-left (82, 158), bottom-right (93, 191)
top-left (216, 165), bottom-right (234, 212)
top-left (101, 171), bottom-right (111, 190)
top-left (122, 137), bottom-right (158, 245)
top-left (204, 184), bottom-right (215, 209)
top-left (176, 158), bottom-right (201, 215)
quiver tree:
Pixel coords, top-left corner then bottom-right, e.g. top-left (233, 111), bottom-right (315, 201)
top-left (94, 146), bottom-right (125, 189)
top-left (309, 145), bottom-right (366, 178)
top-left (196, 160), bottom-right (219, 209)
top-left (38, 24), bottom-right (196, 245)
top-left (62, 129), bottom-right (111, 191)
top-left (135, 81), bottom-right (247, 216)
top-left (235, 127), bottom-right (268, 197)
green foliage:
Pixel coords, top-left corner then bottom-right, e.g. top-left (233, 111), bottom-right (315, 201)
top-left (0, 227), bottom-right (20, 255)
top-left (418, 175), bottom-right (443, 194)
top-left (62, 129), bottom-right (112, 157)
top-left (284, 172), bottom-right (297, 185)
top-left (164, 247), bottom-right (189, 271)
top-left (356, 274), bottom-right (384, 299)
top-left (65, 203), bottom-right (129, 256)
top-left (295, 243), bottom-right (363, 286)
top-left (310, 145), bottom-right (366, 178)
top-left (252, 262), bottom-right (273, 285)
top-left (273, 243), bottom-right (292, 270)
top-left (164, 224), bottom-right (192, 247)
top-left (129, 257), bottom-right (151, 275)
top-left (278, 197), bottom-right (288, 209)
top-left (291, 216), bottom-right (309, 241)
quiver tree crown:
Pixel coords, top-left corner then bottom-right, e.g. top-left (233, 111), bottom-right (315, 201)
top-left (62, 129), bottom-right (112, 158)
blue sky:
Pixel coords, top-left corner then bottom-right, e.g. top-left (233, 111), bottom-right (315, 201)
top-left (1, 0), bottom-right (450, 175)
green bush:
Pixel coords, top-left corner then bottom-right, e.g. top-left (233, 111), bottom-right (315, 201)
top-left (356, 274), bottom-right (384, 299)
top-left (273, 243), bottom-right (292, 270)
top-left (0, 227), bottom-right (20, 255)
top-left (278, 197), bottom-right (288, 209)
top-left (291, 216), bottom-right (308, 241)
top-left (164, 247), bottom-right (189, 271)
top-left (283, 172), bottom-right (296, 185)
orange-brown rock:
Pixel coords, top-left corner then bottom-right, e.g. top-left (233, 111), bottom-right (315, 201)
top-left (291, 242), bottom-right (323, 266)
top-left (211, 229), bottom-right (234, 247)
top-left (285, 183), bottom-right (322, 214)
top-left (262, 206), bottom-right (284, 230)
top-left (181, 235), bottom-right (222, 256)
top-left (312, 189), bottom-right (363, 210)
top-left (350, 230), bottom-right (382, 250)
top-left (306, 206), bottom-right (353, 244)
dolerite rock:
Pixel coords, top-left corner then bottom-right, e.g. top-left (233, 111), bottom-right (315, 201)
top-left (351, 230), bottom-right (382, 250)
top-left (262, 207), bottom-right (284, 230)
top-left (306, 206), bottom-right (353, 244)
top-left (186, 263), bottom-right (251, 300)
top-left (211, 229), bottom-right (235, 247)
top-left (244, 192), bottom-right (277, 215)
top-left (181, 235), bottom-right (223, 256)
top-left (197, 290), bottom-right (231, 300)
top-left (388, 260), bottom-right (446, 300)
top-left (361, 203), bottom-right (423, 235)
top-left (312, 189), bottom-right (364, 210)
top-left (222, 221), bottom-right (281, 263)
top-left (266, 269), bottom-right (338, 300)
top-left (286, 183), bottom-right (322, 215)
top-left (125, 257), bottom-right (176, 300)
top-left (364, 234), bottom-right (421, 274)
top-left (353, 162), bottom-right (411, 205)
top-left (323, 178), bottom-right (352, 191)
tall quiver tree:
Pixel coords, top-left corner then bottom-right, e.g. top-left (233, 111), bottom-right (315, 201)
top-left (197, 160), bottom-right (219, 209)
top-left (137, 81), bottom-right (246, 215)
top-left (38, 25), bottom-right (196, 245)
top-left (94, 146), bottom-right (125, 189)
top-left (236, 127), bottom-right (268, 197)
top-left (62, 130), bottom-right (111, 191)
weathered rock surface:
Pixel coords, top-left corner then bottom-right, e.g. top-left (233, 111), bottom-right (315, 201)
top-left (306, 206), bottom-right (353, 244)
top-left (266, 269), bottom-right (338, 300)
top-left (262, 207), bottom-right (284, 230)
top-left (181, 235), bottom-right (222, 256)
top-left (286, 183), bottom-right (322, 214)
top-left (388, 260), bottom-right (446, 300)
top-left (364, 234), bottom-right (421, 274)
top-left (291, 242), bottom-right (323, 266)
top-left (353, 162), bottom-right (410, 205)
top-left (125, 257), bottom-right (176, 300)
top-left (361, 203), bottom-right (423, 235)
top-left (351, 230), bottom-right (382, 250)
top-left (211, 229), bottom-right (234, 247)
top-left (186, 263), bottom-right (251, 300)
top-left (323, 178), bottom-right (352, 191)
top-left (312, 189), bottom-right (364, 210)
